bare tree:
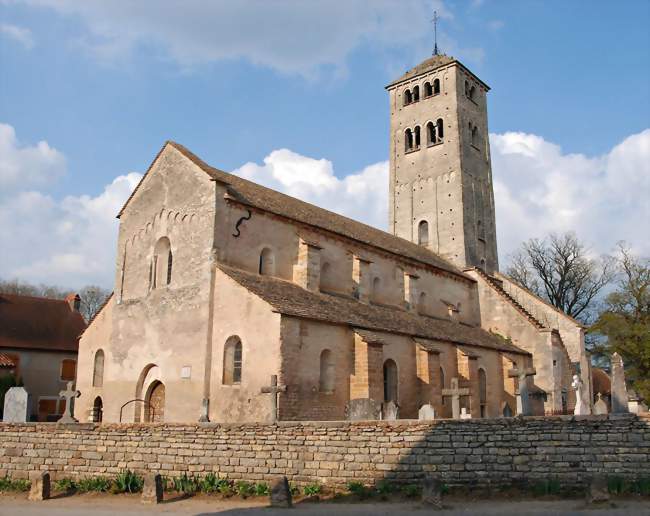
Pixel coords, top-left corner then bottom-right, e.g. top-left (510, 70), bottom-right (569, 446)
top-left (78, 285), bottom-right (111, 322)
top-left (506, 232), bottom-right (615, 321)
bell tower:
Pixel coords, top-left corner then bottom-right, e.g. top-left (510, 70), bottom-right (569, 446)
top-left (386, 55), bottom-right (499, 273)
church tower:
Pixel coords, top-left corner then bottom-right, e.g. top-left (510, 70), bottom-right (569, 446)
top-left (386, 54), bottom-right (499, 273)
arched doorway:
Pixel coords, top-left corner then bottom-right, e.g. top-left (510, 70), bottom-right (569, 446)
top-left (383, 359), bottom-right (398, 403)
top-left (92, 396), bottom-right (103, 423)
top-left (145, 381), bottom-right (165, 423)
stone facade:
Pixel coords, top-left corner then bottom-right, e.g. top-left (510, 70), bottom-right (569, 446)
top-left (1, 415), bottom-right (649, 488)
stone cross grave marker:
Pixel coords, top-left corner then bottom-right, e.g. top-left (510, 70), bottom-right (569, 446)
top-left (382, 400), bottom-right (399, 420)
top-left (3, 386), bottom-right (30, 422)
top-left (441, 377), bottom-right (469, 419)
top-left (593, 393), bottom-right (608, 415)
top-left (460, 407), bottom-right (472, 419)
top-left (610, 352), bottom-right (628, 414)
top-left (572, 374), bottom-right (591, 415)
top-left (418, 403), bottom-right (436, 420)
top-left (508, 366), bottom-right (536, 416)
top-left (57, 381), bottom-right (81, 424)
top-left (260, 375), bottom-right (286, 423)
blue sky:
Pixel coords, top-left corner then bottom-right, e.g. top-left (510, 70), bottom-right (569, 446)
top-left (1, 0), bottom-right (649, 288)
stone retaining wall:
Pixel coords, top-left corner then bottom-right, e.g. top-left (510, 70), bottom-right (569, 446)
top-left (1, 414), bottom-right (649, 488)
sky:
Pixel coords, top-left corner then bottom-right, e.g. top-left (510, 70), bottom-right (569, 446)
top-left (1, 0), bottom-right (649, 289)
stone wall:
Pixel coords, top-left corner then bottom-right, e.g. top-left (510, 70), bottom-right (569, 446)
top-left (1, 414), bottom-right (648, 489)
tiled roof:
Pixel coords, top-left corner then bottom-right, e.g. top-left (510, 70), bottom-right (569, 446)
top-left (162, 142), bottom-right (469, 281)
top-left (0, 352), bottom-right (16, 368)
top-left (386, 53), bottom-right (490, 90)
top-left (219, 265), bottom-right (530, 356)
top-left (0, 294), bottom-right (85, 352)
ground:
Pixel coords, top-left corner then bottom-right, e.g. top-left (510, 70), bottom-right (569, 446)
top-left (1, 493), bottom-right (649, 516)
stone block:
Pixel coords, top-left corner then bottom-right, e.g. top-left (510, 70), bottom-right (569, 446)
top-left (586, 476), bottom-right (609, 505)
top-left (141, 473), bottom-right (163, 504)
top-left (28, 471), bottom-right (50, 501)
top-left (269, 476), bottom-right (292, 508)
top-left (421, 475), bottom-right (442, 509)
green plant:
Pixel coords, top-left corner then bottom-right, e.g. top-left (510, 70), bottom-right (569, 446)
top-left (76, 476), bottom-right (111, 493)
top-left (401, 484), bottom-right (421, 498)
top-left (199, 472), bottom-right (220, 493)
top-left (288, 482), bottom-right (300, 496)
top-left (532, 478), bottom-right (561, 496)
top-left (112, 470), bottom-right (143, 493)
top-left (234, 480), bottom-right (254, 498)
top-left (0, 476), bottom-right (30, 492)
top-left (608, 476), bottom-right (624, 495)
top-left (303, 483), bottom-right (322, 496)
top-left (216, 478), bottom-right (234, 496)
top-left (54, 477), bottom-right (76, 493)
top-left (637, 477), bottom-right (650, 496)
top-left (253, 483), bottom-right (269, 496)
top-left (347, 481), bottom-right (371, 499)
top-left (375, 480), bottom-right (393, 495)
top-left (171, 473), bottom-right (199, 494)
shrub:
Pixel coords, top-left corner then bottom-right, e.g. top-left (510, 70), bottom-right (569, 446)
top-left (0, 477), bottom-right (30, 492)
top-left (401, 484), bottom-right (421, 498)
top-left (199, 472), bottom-right (220, 494)
top-left (234, 480), bottom-right (255, 498)
top-left (216, 479), bottom-right (234, 496)
top-left (532, 478), bottom-right (561, 496)
top-left (608, 476), bottom-right (625, 495)
top-left (54, 478), bottom-right (76, 493)
top-left (171, 473), bottom-right (199, 495)
top-left (76, 476), bottom-right (111, 493)
top-left (254, 483), bottom-right (269, 496)
top-left (303, 483), bottom-right (322, 496)
top-left (347, 481), bottom-right (372, 499)
top-left (112, 470), bottom-right (143, 494)
top-left (375, 480), bottom-right (393, 495)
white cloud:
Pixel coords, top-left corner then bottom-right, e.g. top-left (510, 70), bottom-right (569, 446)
top-left (0, 23), bottom-right (34, 49)
top-left (15, 0), bottom-right (469, 77)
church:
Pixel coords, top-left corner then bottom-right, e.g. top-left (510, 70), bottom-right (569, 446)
top-left (75, 54), bottom-right (591, 424)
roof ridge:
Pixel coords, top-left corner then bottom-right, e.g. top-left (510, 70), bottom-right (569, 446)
top-left (0, 293), bottom-right (70, 304)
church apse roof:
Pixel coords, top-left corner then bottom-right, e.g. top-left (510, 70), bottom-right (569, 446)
top-left (219, 264), bottom-right (530, 356)
top-left (161, 141), bottom-right (470, 282)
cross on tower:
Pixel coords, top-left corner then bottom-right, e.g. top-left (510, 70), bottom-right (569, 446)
top-left (508, 366), bottom-right (536, 416)
top-left (432, 10), bottom-right (439, 56)
top-left (441, 377), bottom-right (469, 419)
top-left (260, 375), bottom-right (286, 423)
top-left (57, 381), bottom-right (81, 424)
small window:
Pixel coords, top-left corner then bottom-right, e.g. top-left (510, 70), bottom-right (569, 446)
top-left (418, 220), bottom-right (429, 246)
top-left (152, 237), bottom-right (171, 289)
top-left (412, 85), bottom-right (420, 102)
top-left (471, 125), bottom-right (479, 147)
top-left (405, 128), bottom-right (414, 152)
top-left (426, 121), bottom-right (436, 145)
top-left (383, 359), bottom-right (398, 403)
top-left (440, 367), bottom-right (446, 405)
top-left (424, 82), bottom-right (433, 97)
top-left (259, 247), bottom-right (275, 276)
top-left (433, 78), bottom-right (440, 95)
top-left (403, 89), bottom-right (412, 106)
top-left (436, 118), bottom-right (444, 140)
top-left (166, 250), bottom-right (173, 285)
top-left (92, 350), bottom-right (105, 388)
top-left (61, 359), bottom-right (76, 382)
top-left (223, 336), bottom-right (243, 385)
top-left (319, 349), bottom-right (335, 392)
top-left (469, 85), bottom-right (476, 101)
top-left (414, 126), bottom-right (421, 148)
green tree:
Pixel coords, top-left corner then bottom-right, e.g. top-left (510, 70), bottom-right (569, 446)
top-left (591, 244), bottom-right (650, 401)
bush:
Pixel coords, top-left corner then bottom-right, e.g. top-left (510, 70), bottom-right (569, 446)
top-left (254, 483), bottom-right (269, 496)
top-left (347, 481), bottom-right (372, 499)
top-left (234, 480), bottom-right (254, 498)
top-left (216, 479), bottom-right (234, 497)
top-left (531, 478), bottom-right (561, 496)
top-left (375, 480), bottom-right (393, 495)
top-left (76, 476), bottom-right (111, 493)
top-left (53, 478), bottom-right (76, 493)
top-left (171, 473), bottom-right (199, 494)
top-left (303, 483), bottom-right (322, 496)
top-left (112, 470), bottom-right (143, 494)
top-left (0, 476), bottom-right (30, 492)
top-left (199, 472), bottom-right (220, 494)
top-left (401, 484), bottom-right (421, 498)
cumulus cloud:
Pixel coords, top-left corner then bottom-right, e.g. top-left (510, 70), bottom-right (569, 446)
top-left (15, 0), bottom-right (468, 77)
top-left (0, 23), bottom-right (34, 49)
top-left (0, 123), bottom-right (141, 288)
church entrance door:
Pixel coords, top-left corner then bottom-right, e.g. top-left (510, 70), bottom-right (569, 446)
top-left (145, 381), bottom-right (165, 422)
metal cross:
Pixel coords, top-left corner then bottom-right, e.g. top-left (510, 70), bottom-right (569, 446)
top-left (260, 374), bottom-right (286, 423)
top-left (432, 10), bottom-right (439, 56)
top-left (58, 381), bottom-right (81, 424)
top-left (441, 377), bottom-right (469, 419)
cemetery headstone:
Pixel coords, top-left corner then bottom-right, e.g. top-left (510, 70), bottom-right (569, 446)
top-left (270, 476), bottom-right (292, 508)
top-left (141, 473), bottom-right (163, 504)
top-left (346, 398), bottom-right (381, 420)
top-left (57, 381), bottom-right (81, 423)
top-left (3, 386), bottom-right (30, 422)
top-left (418, 403), bottom-right (436, 420)
top-left (28, 471), bottom-right (50, 501)
top-left (441, 377), bottom-right (469, 419)
top-left (610, 352), bottom-right (629, 414)
top-left (382, 400), bottom-right (399, 420)
top-left (460, 407), bottom-right (472, 419)
top-left (572, 374), bottom-right (591, 415)
top-left (260, 375), bottom-right (287, 423)
top-left (508, 366), bottom-right (536, 416)
top-left (593, 393), bottom-right (608, 415)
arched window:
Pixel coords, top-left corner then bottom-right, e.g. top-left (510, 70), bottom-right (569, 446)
top-left (469, 85), bottom-right (476, 101)
top-left (383, 359), bottom-right (398, 403)
top-left (414, 126), bottom-right (421, 148)
top-left (60, 359), bottom-right (76, 381)
top-left (436, 118), bottom-right (444, 141)
top-left (418, 220), bottom-right (429, 246)
top-left (371, 277), bottom-right (381, 303)
top-left (412, 85), bottom-right (420, 102)
top-left (426, 121), bottom-right (436, 145)
top-left (440, 367), bottom-right (446, 405)
top-left (319, 349), bottom-right (335, 392)
top-left (152, 237), bottom-right (172, 289)
top-left (471, 126), bottom-right (479, 147)
top-left (479, 368), bottom-right (487, 418)
top-left (424, 82), bottom-right (433, 97)
top-left (223, 336), bottom-right (243, 385)
top-left (259, 247), bottom-right (275, 276)
top-left (418, 291), bottom-right (427, 315)
top-left (403, 89), bottom-right (412, 106)
top-left (92, 350), bottom-right (105, 388)
top-left (433, 78), bottom-right (440, 95)
top-left (92, 396), bottom-right (103, 423)
top-left (405, 129), bottom-right (414, 152)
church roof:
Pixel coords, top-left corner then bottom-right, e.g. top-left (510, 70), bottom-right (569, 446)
top-left (219, 264), bottom-right (530, 356)
top-left (159, 142), bottom-right (470, 282)
top-left (386, 53), bottom-right (490, 90)
top-left (0, 294), bottom-right (85, 353)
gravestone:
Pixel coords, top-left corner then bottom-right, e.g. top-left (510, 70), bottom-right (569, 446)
top-left (28, 471), bottom-right (50, 501)
top-left (593, 393), bottom-right (608, 415)
top-left (346, 398), bottom-right (381, 421)
top-left (269, 476), bottom-right (292, 508)
top-left (3, 386), bottom-right (30, 422)
top-left (610, 352), bottom-right (629, 414)
top-left (141, 473), bottom-right (163, 504)
top-left (572, 374), bottom-right (591, 415)
top-left (382, 400), bottom-right (399, 420)
top-left (418, 403), bottom-right (436, 420)
top-left (421, 475), bottom-right (443, 509)
top-left (260, 375), bottom-right (287, 423)
top-left (441, 377), bottom-right (469, 419)
top-left (460, 407), bottom-right (472, 419)
top-left (508, 366), bottom-right (536, 416)
top-left (57, 381), bottom-right (81, 423)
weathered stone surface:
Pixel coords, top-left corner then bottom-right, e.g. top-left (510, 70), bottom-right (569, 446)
top-left (586, 476), bottom-right (609, 504)
top-left (346, 398), bottom-right (381, 421)
top-left (418, 404), bottom-right (435, 420)
top-left (28, 471), bottom-right (50, 501)
top-left (3, 387), bottom-right (30, 423)
top-left (270, 476), bottom-right (292, 508)
top-left (460, 407), bottom-right (472, 420)
top-left (611, 353), bottom-right (629, 414)
top-left (141, 473), bottom-right (164, 504)
top-left (572, 374), bottom-right (591, 416)
top-left (593, 393), bottom-right (608, 415)
top-left (57, 381), bottom-right (81, 424)
top-left (422, 476), bottom-right (443, 509)
top-left (382, 401), bottom-right (399, 421)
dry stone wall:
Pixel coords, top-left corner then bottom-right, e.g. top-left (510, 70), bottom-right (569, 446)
top-left (1, 414), bottom-right (649, 489)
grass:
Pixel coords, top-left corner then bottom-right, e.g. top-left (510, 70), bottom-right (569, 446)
top-left (112, 470), bottom-right (144, 494)
top-left (0, 476), bottom-right (30, 492)
top-left (531, 478), bottom-right (561, 496)
top-left (303, 483), bottom-right (322, 497)
top-left (76, 476), bottom-right (112, 493)
top-left (607, 476), bottom-right (650, 496)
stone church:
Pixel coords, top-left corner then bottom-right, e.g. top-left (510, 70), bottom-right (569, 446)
top-left (75, 54), bottom-right (590, 424)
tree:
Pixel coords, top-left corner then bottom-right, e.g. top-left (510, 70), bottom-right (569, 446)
top-left (591, 244), bottom-right (650, 401)
top-left (506, 232), bottom-right (615, 321)
top-left (78, 285), bottom-right (111, 322)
